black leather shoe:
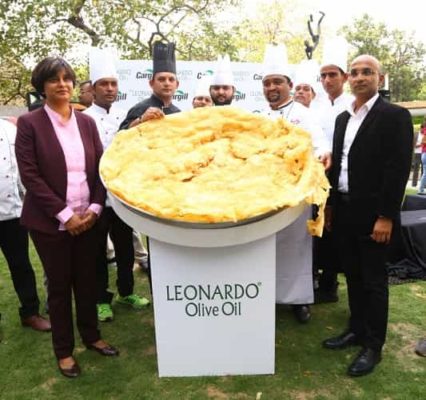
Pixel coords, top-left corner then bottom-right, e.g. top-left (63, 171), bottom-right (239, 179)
top-left (323, 330), bottom-right (361, 349)
top-left (292, 305), bottom-right (311, 323)
top-left (347, 348), bottom-right (381, 377)
top-left (58, 360), bottom-right (81, 378)
top-left (86, 343), bottom-right (119, 356)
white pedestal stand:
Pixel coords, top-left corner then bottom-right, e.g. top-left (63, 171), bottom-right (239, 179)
top-left (110, 196), bottom-right (304, 377)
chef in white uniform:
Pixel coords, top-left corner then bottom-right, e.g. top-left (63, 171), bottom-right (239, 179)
top-left (310, 37), bottom-right (353, 304)
top-left (293, 60), bottom-right (320, 109)
top-left (261, 44), bottom-right (330, 323)
top-left (311, 37), bottom-right (354, 149)
top-left (84, 49), bottom-right (150, 322)
top-left (209, 55), bottom-right (235, 106)
top-left (0, 118), bottom-right (51, 332)
top-left (192, 76), bottom-right (213, 108)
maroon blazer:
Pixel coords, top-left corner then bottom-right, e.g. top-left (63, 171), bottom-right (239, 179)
top-left (15, 107), bottom-right (106, 234)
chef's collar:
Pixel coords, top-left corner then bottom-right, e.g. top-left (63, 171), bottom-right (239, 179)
top-left (275, 99), bottom-right (293, 111)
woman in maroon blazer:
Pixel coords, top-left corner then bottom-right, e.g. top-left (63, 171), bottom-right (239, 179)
top-left (15, 57), bottom-right (118, 378)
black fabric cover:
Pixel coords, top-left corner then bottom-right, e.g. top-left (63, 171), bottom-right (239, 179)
top-left (153, 42), bottom-right (176, 74)
top-left (402, 194), bottom-right (426, 211)
top-left (388, 209), bottom-right (426, 281)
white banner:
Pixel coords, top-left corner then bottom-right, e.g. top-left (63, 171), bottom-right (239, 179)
top-left (115, 60), bottom-right (305, 113)
top-left (86, 45), bottom-right (328, 114)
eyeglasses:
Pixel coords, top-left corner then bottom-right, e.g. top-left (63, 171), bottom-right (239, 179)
top-left (349, 68), bottom-right (377, 77)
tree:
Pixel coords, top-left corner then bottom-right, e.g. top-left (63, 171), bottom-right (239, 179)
top-left (418, 81), bottom-right (426, 100)
top-left (234, 0), bottom-right (311, 64)
top-left (0, 0), bottom-right (240, 104)
top-left (341, 14), bottom-right (426, 101)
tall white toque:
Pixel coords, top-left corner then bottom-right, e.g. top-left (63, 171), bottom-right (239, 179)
top-left (89, 47), bottom-right (119, 85)
top-left (262, 43), bottom-right (292, 81)
top-left (321, 37), bottom-right (349, 72)
top-left (293, 59), bottom-right (320, 92)
top-left (211, 55), bottom-right (235, 86)
top-left (194, 76), bottom-right (212, 97)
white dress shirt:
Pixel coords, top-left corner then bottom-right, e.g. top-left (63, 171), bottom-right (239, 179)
top-left (338, 93), bottom-right (380, 193)
top-left (0, 119), bottom-right (23, 221)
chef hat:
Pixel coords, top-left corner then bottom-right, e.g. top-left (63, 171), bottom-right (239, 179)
top-left (321, 37), bottom-right (349, 72)
top-left (211, 55), bottom-right (235, 86)
top-left (194, 76), bottom-right (212, 98)
top-left (89, 47), bottom-right (118, 85)
top-left (262, 44), bottom-right (292, 81)
top-left (153, 41), bottom-right (176, 75)
top-left (293, 60), bottom-right (320, 92)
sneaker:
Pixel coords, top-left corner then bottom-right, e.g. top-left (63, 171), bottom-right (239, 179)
top-left (116, 294), bottom-right (150, 310)
top-left (97, 303), bottom-right (113, 322)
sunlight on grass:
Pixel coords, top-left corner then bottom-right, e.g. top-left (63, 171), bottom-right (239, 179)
top-left (0, 242), bottom-right (424, 400)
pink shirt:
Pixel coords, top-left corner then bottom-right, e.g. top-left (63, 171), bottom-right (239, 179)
top-left (44, 105), bottom-right (102, 230)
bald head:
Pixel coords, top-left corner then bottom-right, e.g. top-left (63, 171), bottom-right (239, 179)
top-left (348, 54), bottom-right (384, 105)
top-left (351, 55), bottom-right (382, 73)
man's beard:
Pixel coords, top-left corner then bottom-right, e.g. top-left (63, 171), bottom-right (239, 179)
top-left (265, 92), bottom-right (281, 103)
top-left (212, 96), bottom-right (233, 106)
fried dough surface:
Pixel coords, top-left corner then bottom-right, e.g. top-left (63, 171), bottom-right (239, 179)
top-left (100, 106), bottom-right (329, 235)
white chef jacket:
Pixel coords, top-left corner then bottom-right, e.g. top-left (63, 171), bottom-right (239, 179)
top-left (83, 103), bottom-right (127, 150)
top-left (265, 100), bottom-right (331, 157)
top-left (312, 92), bottom-right (354, 150)
top-left (0, 119), bottom-right (23, 221)
top-left (84, 103), bottom-right (127, 206)
top-left (263, 99), bottom-right (326, 304)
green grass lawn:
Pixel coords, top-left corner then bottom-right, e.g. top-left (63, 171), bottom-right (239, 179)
top-left (0, 244), bottom-right (425, 400)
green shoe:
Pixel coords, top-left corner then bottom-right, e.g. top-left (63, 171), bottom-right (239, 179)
top-left (116, 294), bottom-right (150, 310)
top-left (97, 303), bottom-right (113, 322)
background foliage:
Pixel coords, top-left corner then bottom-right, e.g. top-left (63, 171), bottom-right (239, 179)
top-left (0, 0), bottom-right (425, 104)
top-left (341, 14), bottom-right (426, 102)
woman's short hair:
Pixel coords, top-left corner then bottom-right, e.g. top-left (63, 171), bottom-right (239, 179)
top-left (31, 57), bottom-right (76, 97)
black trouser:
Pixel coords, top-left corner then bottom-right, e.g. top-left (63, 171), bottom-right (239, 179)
top-left (96, 207), bottom-right (134, 303)
top-left (0, 218), bottom-right (40, 319)
top-left (313, 230), bottom-right (340, 292)
top-left (334, 195), bottom-right (389, 351)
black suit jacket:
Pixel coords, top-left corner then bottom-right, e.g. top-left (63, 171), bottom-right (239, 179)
top-left (329, 96), bottom-right (413, 226)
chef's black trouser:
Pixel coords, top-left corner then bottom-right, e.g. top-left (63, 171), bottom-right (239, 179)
top-left (95, 207), bottom-right (134, 303)
top-left (0, 218), bottom-right (40, 319)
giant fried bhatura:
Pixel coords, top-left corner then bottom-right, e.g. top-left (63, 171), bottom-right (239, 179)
top-left (100, 106), bottom-right (329, 235)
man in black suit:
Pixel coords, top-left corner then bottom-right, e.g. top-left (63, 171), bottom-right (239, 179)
top-left (322, 55), bottom-right (413, 376)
